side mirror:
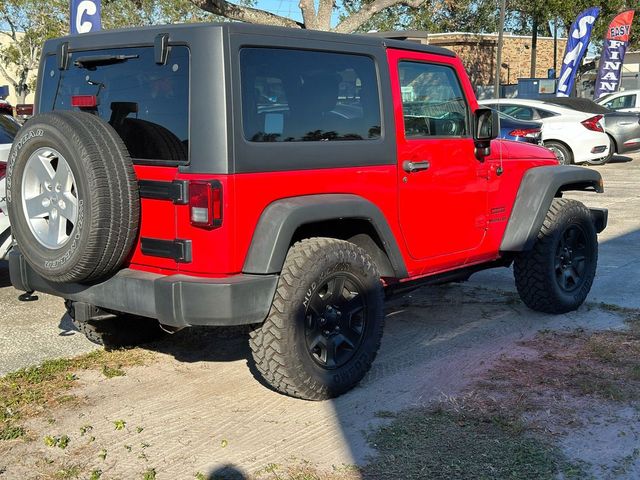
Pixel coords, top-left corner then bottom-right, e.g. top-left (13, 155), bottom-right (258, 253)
top-left (474, 107), bottom-right (499, 141)
top-left (473, 107), bottom-right (499, 160)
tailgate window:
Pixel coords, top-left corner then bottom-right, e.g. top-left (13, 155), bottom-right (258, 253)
top-left (40, 46), bottom-right (189, 164)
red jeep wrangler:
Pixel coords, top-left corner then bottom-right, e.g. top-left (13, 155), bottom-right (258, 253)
top-left (6, 23), bottom-right (607, 400)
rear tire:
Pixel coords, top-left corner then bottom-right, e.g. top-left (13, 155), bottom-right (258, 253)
top-left (514, 198), bottom-right (597, 314)
top-left (544, 141), bottom-right (573, 165)
top-left (249, 238), bottom-right (384, 400)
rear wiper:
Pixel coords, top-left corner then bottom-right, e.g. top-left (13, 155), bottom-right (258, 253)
top-left (74, 54), bottom-right (139, 69)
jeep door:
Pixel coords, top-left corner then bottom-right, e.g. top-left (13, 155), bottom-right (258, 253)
top-left (388, 49), bottom-right (488, 269)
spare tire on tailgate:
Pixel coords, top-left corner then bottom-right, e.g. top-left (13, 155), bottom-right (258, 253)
top-left (6, 111), bottom-right (140, 283)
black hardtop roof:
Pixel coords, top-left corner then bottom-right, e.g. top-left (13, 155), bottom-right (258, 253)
top-left (45, 22), bottom-right (455, 58)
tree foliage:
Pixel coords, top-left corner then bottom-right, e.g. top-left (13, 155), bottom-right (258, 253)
top-left (188, 0), bottom-right (431, 33)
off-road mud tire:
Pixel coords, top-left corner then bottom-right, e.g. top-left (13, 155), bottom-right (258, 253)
top-left (6, 111), bottom-right (139, 283)
top-left (514, 198), bottom-right (597, 314)
top-left (249, 238), bottom-right (384, 400)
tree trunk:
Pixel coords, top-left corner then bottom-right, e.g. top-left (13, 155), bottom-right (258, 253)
top-left (17, 90), bottom-right (28, 105)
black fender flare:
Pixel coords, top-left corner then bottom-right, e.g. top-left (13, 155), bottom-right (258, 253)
top-left (242, 194), bottom-right (408, 278)
top-left (500, 165), bottom-right (604, 252)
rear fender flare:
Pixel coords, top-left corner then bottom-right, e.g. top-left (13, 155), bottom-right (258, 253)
top-left (243, 194), bottom-right (408, 278)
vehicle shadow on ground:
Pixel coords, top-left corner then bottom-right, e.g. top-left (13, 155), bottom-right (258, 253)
top-left (0, 260), bottom-right (10, 288)
top-left (140, 325), bottom-right (252, 363)
top-left (609, 154), bottom-right (633, 164)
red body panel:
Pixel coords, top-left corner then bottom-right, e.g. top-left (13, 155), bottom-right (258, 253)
top-left (128, 48), bottom-right (558, 281)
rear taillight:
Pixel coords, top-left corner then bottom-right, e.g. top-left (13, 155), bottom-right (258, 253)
top-left (189, 181), bottom-right (222, 229)
top-left (581, 115), bottom-right (604, 132)
top-left (0, 161), bottom-right (6, 179)
top-left (509, 128), bottom-right (540, 138)
top-left (16, 104), bottom-right (33, 116)
top-left (71, 95), bottom-right (98, 108)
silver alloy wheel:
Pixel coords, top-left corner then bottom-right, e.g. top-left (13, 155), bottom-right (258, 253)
top-left (547, 144), bottom-right (567, 165)
top-left (21, 147), bottom-right (79, 249)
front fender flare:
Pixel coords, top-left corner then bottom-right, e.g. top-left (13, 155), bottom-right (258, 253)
top-left (500, 165), bottom-right (604, 252)
top-left (243, 194), bottom-right (408, 277)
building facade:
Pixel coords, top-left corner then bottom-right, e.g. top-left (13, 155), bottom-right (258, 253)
top-left (370, 30), bottom-right (567, 90)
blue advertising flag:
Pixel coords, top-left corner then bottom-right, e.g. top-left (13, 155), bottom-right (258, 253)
top-left (70, 0), bottom-right (101, 35)
top-left (556, 7), bottom-right (600, 97)
top-left (594, 10), bottom-right (635, 99)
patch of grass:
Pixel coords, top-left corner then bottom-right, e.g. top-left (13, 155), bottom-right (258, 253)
top-left (114, 419), bottom-right (126, 431)
top-left (43, 434), bottom-right (70, 449)
top-left (54, 464), bottom-right (81, 479)
top-left (0, 348), bottom-right (152, 442)
top-left (253, 462), bottom-right (359, 480)
top-left (0, 424), bottom-right (25, 440)
top-left (363, 408), bottom-right (581, 480)
top-left (98, 448), bottom-right (107, 461)
top-left (101, 365), bottom-right (126, 378)
top-left (142, 468), bottom-right (157, 480)
top-left (89, 470), bottom-right (102, 480)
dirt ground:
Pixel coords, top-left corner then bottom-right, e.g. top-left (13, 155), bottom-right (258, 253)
top-left (1, 155), bottom-right (640, 479)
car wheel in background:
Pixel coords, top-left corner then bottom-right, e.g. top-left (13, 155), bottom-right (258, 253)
top-left (587, 136), bottom-right (615, 166)
top-left (544, 141), bottom-right (573, 165)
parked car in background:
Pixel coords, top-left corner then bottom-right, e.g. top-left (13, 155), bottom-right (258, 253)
top-left (496, 111), bottom-right (542, 144)
top-left (545, 97), bottom-right (640, 165)
top-left (597, 89), bottom-right (640, 113)
top-left (0, 114), bottom-right (19, 259)
top-left (0, 99), bottom-right (13, 116)
top-left (479, 98), bottom-right (609, 165)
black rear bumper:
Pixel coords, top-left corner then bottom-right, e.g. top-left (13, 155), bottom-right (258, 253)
top-left (8, 248), bottom-right (278, 328)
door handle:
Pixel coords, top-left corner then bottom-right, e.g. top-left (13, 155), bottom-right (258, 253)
top-left (403, 160), bottom-right (430, 173)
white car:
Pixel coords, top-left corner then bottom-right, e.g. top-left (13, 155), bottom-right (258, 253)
top-left (0, 114), bottom-right (19, 260)
top-left (597, 89), bottom-right (640, 113)
top-left (479, 98), bottom-right (610, 165)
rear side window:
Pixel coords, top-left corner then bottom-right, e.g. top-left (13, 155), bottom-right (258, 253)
top-left (535, 108), bottom-right (557, 119)
top-left (605, 94), bottom-right (636, 110)
top-left (499, 105), bottom-right (534, 120)
top-left (240, 48), bottom-right (381, 142)
top-left (40, 46), bottom-right (189, 164)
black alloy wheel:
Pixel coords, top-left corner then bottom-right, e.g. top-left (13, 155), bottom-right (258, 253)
top-left (304, 273), bottom-right (367, 369)
top-left (554, 224), bottom-right (590, 293)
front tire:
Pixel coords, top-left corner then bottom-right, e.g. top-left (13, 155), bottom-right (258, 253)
top-left (249, 238), bottom-right (384, 400)
top-left (514, 198), bottom-right (597, 314)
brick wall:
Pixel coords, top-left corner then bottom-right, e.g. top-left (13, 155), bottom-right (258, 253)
top-left (422, 33), bottom-right (568, 87)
